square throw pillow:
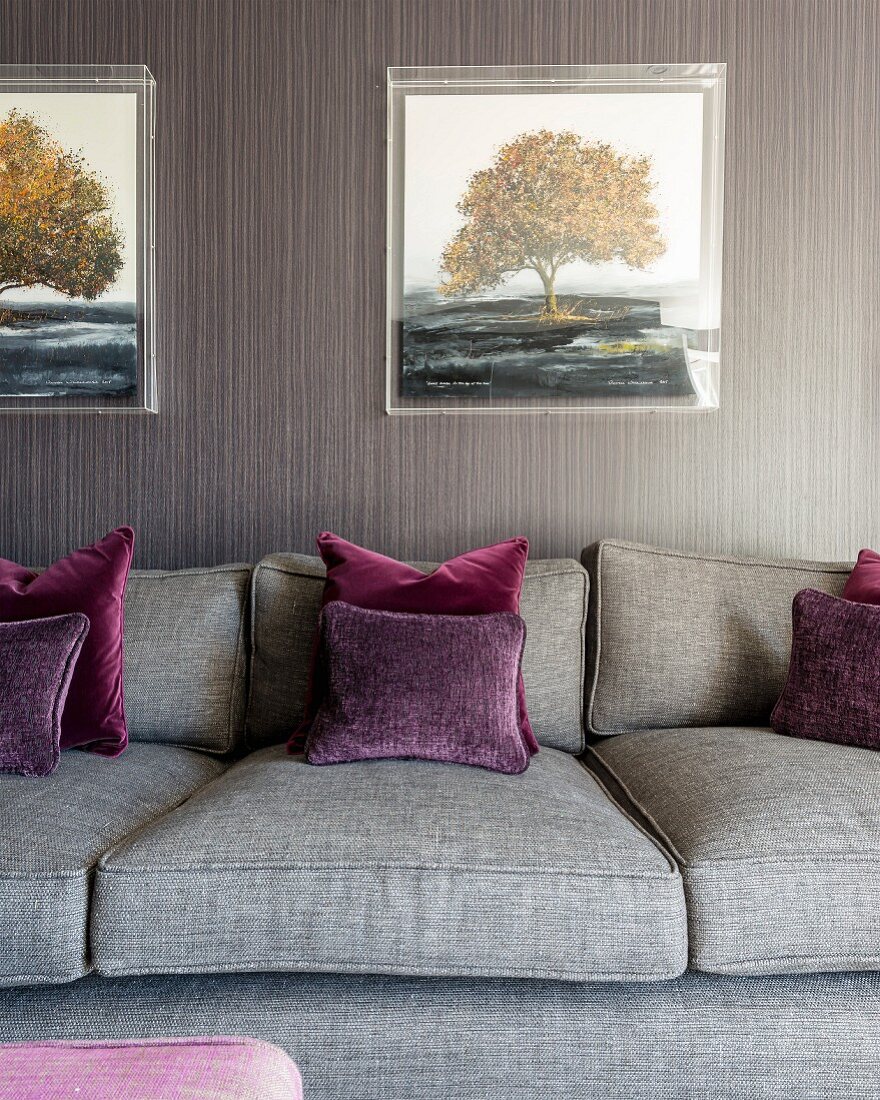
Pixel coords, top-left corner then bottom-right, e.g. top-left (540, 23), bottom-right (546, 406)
top-left (307, 602), bottom-right (530, 774)
top-left (842, 548), bottom-right (880, 604)
top-left (0, 614), bottom-right (90, 777)
top-left (0, 527), bottom-right (134, 756)
top-left (771, 588), bottom-right (880, 749)
top-left (291, 532), bottom-right (538, 755)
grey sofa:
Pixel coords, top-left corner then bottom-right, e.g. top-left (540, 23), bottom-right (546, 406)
top-left (1, 541), bottom-right (878, 1098)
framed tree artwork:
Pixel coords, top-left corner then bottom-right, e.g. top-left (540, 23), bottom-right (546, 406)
top-left (386, 65), bottom-right (725, 414)
top-left (0, 65), bottom-right (155, 412)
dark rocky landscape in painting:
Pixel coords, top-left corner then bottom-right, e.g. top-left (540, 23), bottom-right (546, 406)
top-left (0, 300), bottom-right (137, 397)
top-left (401, 293), bottom-right (695, 400)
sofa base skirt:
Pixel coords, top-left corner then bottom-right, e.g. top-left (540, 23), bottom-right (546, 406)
top-left (0, 970), bottom-right (878, 1099)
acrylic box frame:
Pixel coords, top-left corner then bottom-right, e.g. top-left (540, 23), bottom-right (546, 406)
top-left (0, 65), bottom-right (156, 413)
top-left (386, 64), bottom-right (726, 415)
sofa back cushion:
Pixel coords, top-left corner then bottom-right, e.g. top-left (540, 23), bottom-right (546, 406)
top-left (583, 540), bottom-right (851, 735)
top-left (247, 554), bottom-right (587, 753)
top-left (123, 566), bottom-right (251, 753)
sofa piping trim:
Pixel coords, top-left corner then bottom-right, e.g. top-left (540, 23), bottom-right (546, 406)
top-left (589, 539), bottom-right (854, 574)
top-left (0, 966), bottom-right (90, 986)
top-left (253, 556), bottom-right (588, 581)
top-left (696, 950), bottom-right (880, 972)
top-left (576, 756), bottom-right (681, 875)
top-left (96, 859), bottom-right (679, 881)
top-left (93, 955), bottom-right (685, 982)
top-left (582, 744), bottom-right (687, 866)
top-left (11, 1038), bottom-right (295, 1055)
top-left (224, 574), bottom-right (249, 755)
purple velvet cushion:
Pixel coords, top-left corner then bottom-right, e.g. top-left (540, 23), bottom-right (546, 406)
top-left (0, 527), bottom-right (134, 756)
top-left (306, 602), bottom-right (530, 774)
top-left (842, 547), bottom-right (880, 604)
top-left (771, 588), bottom-right (880, 749)
top-left (0, 614), bottom-right (90, 777)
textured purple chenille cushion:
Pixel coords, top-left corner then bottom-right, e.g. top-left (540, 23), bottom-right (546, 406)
top-left (290, 533), bottom-right (538, 757)
top-left (771, 588), bottom-right (880, 749)
top-left (0, 614), bottom-right (90, 777)
top-left (307, 602), bottom-right (530, 774)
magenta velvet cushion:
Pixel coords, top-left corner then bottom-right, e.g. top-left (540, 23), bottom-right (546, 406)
top-left (0, 614), bottom-right (89, 777)
top-left (0, 1037), bottom-right (302, 1100)
top-left (842, 548), bottom-right (880, 604)
top-left (307, 602), bottom-right (530, 774)
top-left (771, 588), bottom-right (880, 749)
top-left (0, 527), bottom-right (134, 756)
top-left (291, 532), bottom-right (538, 755)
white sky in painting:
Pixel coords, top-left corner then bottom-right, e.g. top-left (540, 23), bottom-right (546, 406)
top-left (0, 92), bottom-right (137, 302)
top-left (404, 92), bottom-right (704, 297)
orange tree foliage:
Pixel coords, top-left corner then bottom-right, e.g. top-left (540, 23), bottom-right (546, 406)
top-left (439, 129), bottom-right (666, 314)
top-left (0, 110), bottom-right (123, 299)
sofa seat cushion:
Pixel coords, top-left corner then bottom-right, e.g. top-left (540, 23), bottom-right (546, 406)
top-left (591, 726), bottom-right (880, 976)
top-left (0, 744), bottom-right (227, 988)
top-left (92, 746), bottom-right (686, 982)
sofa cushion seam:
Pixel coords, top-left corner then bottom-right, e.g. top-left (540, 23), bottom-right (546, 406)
top-left (255, 560), bottom-right (587, 582)
top-left (583, 745), bottom-right (687, 867)
top-left (686, 855), bottom-right (880, 868)
top-left (95, 959), bottom-right (681, 980)
top-left (595, 540), bottom-right (853, 573)
top-left (697, 950), bottom-right (880, 968)
top-left (14, 1038), bottom-right (285, 1054)
top-left (244, 564), bottom-right (261, 746)
top-left (0, 966), bottom-right (90, 984)
top-left (586, 541), bottom-right (604, 734)
top-left (131, 565), bottom-right (252, 579)
top-left (576, 755), bottom-right (681, 876)
top-left (574, 568), bottom-right (587, 751)
top-left (0, 868), bottom-right (90, 881)
top-left (224, 578), bottom-right (249, 754)
top-left (95, 861), bottom-right (680, 881)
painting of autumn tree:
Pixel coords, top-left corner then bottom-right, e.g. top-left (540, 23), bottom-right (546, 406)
top-left (0, 110), bottom-right (124, 305)
top-left (439, 130), bottom-right (666, 319)
top-left (0, 96), bottom-right (138, 400)
top-left (397, 84), bottom-right (714, 405)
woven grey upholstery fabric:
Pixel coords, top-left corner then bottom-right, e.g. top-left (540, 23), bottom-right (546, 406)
top-left (124, 566), bottom-right (251, 752)
top-left (92, 746), bottom-right (685, 981)
top-left (0, 744), bottom-right (226, 987)
top-left (583, 540), bottom-right (852, 734)
top-left (2, 970), bottom-right (880, 1099)
top-left (246, 554), bottom-right (587, 752)
top-left (592, 726), bottom-right (880, 975)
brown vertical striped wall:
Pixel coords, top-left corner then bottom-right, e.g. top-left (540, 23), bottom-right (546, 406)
top-left (0, 0), bottom-right (878, 568)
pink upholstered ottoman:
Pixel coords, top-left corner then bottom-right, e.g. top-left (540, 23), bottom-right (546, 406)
top-left (0, 1036), bottom-right (303, 1099)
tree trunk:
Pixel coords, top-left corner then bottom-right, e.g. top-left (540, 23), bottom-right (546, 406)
top-left (0, 284), bottom-right (24, 325)
top-left (537, 270), bottom-right (558, 316)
